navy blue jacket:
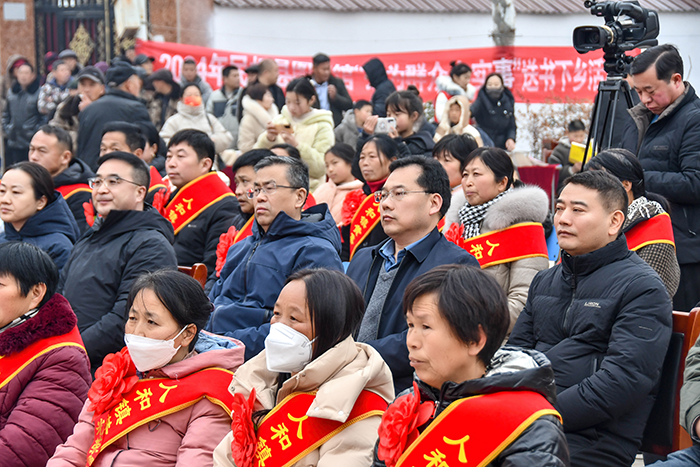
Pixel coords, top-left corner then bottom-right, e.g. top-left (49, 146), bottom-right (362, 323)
top-left (0, 192), bottom-right (79, 271)
top-left (208, 204), bottom-right (344, 359)
top-left (346, 228), bottom-right (479, 393)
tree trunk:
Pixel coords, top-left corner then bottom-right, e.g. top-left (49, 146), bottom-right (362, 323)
top-left (491, 0), bottom-right (516, 47)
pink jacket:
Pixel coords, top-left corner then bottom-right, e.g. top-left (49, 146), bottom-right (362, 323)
top-left (312, 179), bottom-right (363, 226)
top-left (47, 337), bottom-right (245, 467)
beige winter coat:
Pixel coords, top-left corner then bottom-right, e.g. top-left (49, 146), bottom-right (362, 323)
top-left (212, 336), bottom-right (394, 467)
top-left (238, 95), bottom-right (279, 153)
top-left (444, 186), bottom-right (550, 333)
top-left (160, 101), bottom-right (233, 154)
top-left (433, 95), bottom-right (483, 146)
top-left (255, 106), bottom-right (334, 192)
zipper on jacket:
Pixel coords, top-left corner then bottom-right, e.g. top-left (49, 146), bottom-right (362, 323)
top-left (683, 207), bottom-right (697, 236)
top-left (242, 239), bottom-right (262, 285)
top-left (562, 262), bottom-right (577, 336)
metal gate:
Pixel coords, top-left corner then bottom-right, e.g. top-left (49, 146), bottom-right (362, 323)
top-left (34, 0), bottom-right (116, 75)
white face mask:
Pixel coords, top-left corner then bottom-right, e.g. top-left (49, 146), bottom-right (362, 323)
top-left (124, 326), bottom-right (188, 373)
top-left (265, 322), bottom-right (316, 373)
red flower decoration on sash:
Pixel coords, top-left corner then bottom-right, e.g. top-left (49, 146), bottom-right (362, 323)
top-left (216, 225), bottom-right (238, 277)
top-left (87, 348), bottom-right (138, 419)
top-left (230, 388), bottom-right (257, 467)
top-left (151, 187), bottom-right (169, 215)
top-left (377, 383), bottom-right (434, 467)
top-left (83, 201), bottom-right (95, 227)
top-left (341, 189), bottom-right (366, 226)
top-left (444, 223), bottom-right (466, 248)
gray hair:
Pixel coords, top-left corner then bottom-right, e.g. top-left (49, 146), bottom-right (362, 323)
top-left (254, 155), bottom-right (309, 194)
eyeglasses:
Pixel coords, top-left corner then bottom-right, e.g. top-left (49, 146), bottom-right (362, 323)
top-left (88, 175), bottom-right (142, 190)
top-left (246, 181), bottom-right (302, 199)
top-left (374, 189), bottom-right (431, 203)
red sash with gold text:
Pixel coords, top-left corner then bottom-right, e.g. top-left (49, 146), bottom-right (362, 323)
top-left (164, 172), bottom-right (234, 235)
top-left (0, 326), bottom-right (84, 390)
top-left (234, 216), bottom-right (255, 244)
top-left (460, 222), bottom-right (548, 269)
top-left (56, 183), bottom-right (92, 200)
top-left (86, 367), bottom-right (235, 466)
top-left (396, 391), bottom-right (561, 467)
top-left (149, 166), bottom-right (167, 193)
top-left (349, 195), bottom-right (381, 260)
top-left (254, 390), bottom-right (387, 467)
top-left (626, 213), bottom-right (675, 251)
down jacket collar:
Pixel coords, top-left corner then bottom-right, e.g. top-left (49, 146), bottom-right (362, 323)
top-left (91, 206), bottom-right (175, 244)
top-left (252, 203), bottom-right (341, 253)
top-left (3, 192), bottom-right (80, 242)
top-left (561, 234), bottom-right (631, 286)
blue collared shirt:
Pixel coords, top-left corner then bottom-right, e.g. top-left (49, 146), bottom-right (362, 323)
top-left (378, 233), bottom-right (431, 272)
top-left (313, 80), bottom-right (330, 110)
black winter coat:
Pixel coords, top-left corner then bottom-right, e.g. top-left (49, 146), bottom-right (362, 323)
top-left (327, 74), bottom-right (353, 127)
top-left (2, 78), bottom-right (44, 149)
top-left (53, 158), bottom-right (95, 234)
top-left (508, 235), bottom-right (672, 467)
top-left (363, 59), bottom-right (396, 117)
top-left (346, 228), bottom-right (479, 393)
top-left (620, 83), bottom-right (700, 265)
top-left (59, 207), bottom-right (178, 370)
top-left (77, 88), bottom-right (151, 170)
top-left (470, 87), bottom-right (517, 149)
top-left (372, 347), bottom-right (570, 467)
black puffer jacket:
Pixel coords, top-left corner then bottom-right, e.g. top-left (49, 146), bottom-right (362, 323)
top-left (620, 83), bottom-right (700, 265)
top-left (470, 86), bottom-right (517, 150)
top-left (2, 78), bottom-right (43, 149)
top-left (363, 59), bottom-right (396, 117)
top-left (53, 158), bottom-right (95, 234)
top-left (372, 347), bottom-right (569, 467)
top-left (508, 235), bottom-right (672, 467)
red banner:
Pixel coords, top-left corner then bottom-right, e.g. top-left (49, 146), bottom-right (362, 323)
top-left (136, 40), bottom-right (608, 104)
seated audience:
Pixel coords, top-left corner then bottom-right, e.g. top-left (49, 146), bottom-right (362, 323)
top-left (549, 119), bottom-right (587, 191)
top-left (586, 148), bottom-right (680, 296)
top-left (443, 147), bottom-right (550, 332)
top-left (346, 155), bottom-right (478, 392)
top-left (433, 95), bottom-right (483, 145)
top-left (28, 125), bottom-right (93, 232)
top-left (313, 143), bottom-right (363, 225)
top-left (213, 268), bottom-right (394, 466)
top-left (59, 152), bottom-right (177, 370)
top-left (48, 269), bottom-right (245, 466)
top-left (373, 264), bottom-right (569, 467)
top-left (508, 170), bottom-right (673, 467)
top-left (0, 162), bottom-right (79, 270)
top-left (237, 82), bottom-right (278, 153)
top-left (432, 133), bottom-right (479, 202)
top-left (0, 243), bottom-right (91, 467)
top-left (270, 143), bottom-right (301, 160)
top-left (208, 156), bottom-right (343, 359)
top-left (335, 100), bottom-right (372, 149)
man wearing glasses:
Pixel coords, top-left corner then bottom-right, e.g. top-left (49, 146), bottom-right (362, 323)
top-left (58, 152), bottom-right (177, 372)
top-left (208, 155), bottom-right (343, 360)
top-left (346, 155), bottom-right (479, 394)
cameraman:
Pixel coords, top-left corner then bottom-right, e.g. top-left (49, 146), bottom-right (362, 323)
top-left (621, 44), bottom-right (700, 311)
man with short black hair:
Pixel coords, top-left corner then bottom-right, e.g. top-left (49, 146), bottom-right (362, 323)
top-left (208, 155), bottom-right (343, 358)
top-left (310, 53), bottom-right (353, 127)
top-left (59, 151), bottom-right (177, 370)
top-left (621, 44), bottom-right (700, 311)
top-left (207, 65), bottom-right (242, 149)
top-left (229, 149), bottom-right (275, 238)
top-left (180, 58), bottom-right (213, 105)
top-left (509, 170), bottom-right (672, 467)
top-left (29, 125), bottom-right (94, 232)
top-left (134, 54), bottom-right (155, 75)
top-left (346, 155), bottom-right (479, 392)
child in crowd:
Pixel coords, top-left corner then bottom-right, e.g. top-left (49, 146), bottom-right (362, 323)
top-left (313, 143), bottom-right (363, 225)
top-left (433, 95), bottom-right (483, 145)
top-left (335, 100), bottom-right (372, 148)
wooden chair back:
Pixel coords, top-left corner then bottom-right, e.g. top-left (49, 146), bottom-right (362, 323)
top-left (177, 263), bottom-right (207, 290)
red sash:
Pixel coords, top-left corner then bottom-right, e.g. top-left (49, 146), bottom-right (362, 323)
top-left (349, 195), bottom-right (381, 260)
top-left (87, 367), bottom-right (235, 466)
top-left (255, 390), bottom-right (386, 467)
top-left (234, 215), bottom-right (255, 244)
top-left (459, 222), bottom-right (548, 269)
top-left (56, 183), bottom-right (92, 200)
top-left (396, 391), bottom-right (561, 467)
top-left (0, 326), bottom-right (85, 390)
top-left (626, 213), bottom-right (675, 251)
top-left (437, 218), bottom-right (445, 233)
top-left (304, 193), bottom-right (316, 210)
top-left (148, 166), bottom-right (167, 193)
top-left (164, 172), bottom-right (234, 235)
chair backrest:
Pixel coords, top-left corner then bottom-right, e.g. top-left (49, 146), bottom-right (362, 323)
top-left (517, 165), bottom-right (560, 212)
top-left (178, 263), bottom-right (207, 289)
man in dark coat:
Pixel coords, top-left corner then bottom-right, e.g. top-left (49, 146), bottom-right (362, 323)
top-left (208, 156), bottom-right (344, 359)
top-left (363, 58), bottom-right (396, 117)
top-left (508, 170), bottom-right (672, 467)
top-left (620, 44), bottom-right (700, 311)
top-left (59, 152), bottom-right (177, 371)
top-left (256, 59), bottom-right (286, 111)
top-left (309, 54), bottom-right (353, 127)
top-left (2, 62), bottom-right (43, 166)
top-left (28, 124), bottom-right (94, 233)
top-left (76, 61), bottom-right (151, 171)
top-left (346, 156), bottom-right (479, 393)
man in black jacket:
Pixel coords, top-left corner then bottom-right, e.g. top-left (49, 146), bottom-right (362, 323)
top-left (257, 59), bottom-right (285, 111)
top-left (309, 54), bottom-right (353, 127)
top-left (2, 62), bottom-right (43, 166)
top-left (363, 58), bottom-right (396, 117)
top-left (346, 156), bottom-right (478, 393)
top-left (76, 61), bottom-right (151, 171)
top-left (620, 44), bottom-right (700, 311)
top-left (59, 152), bottom-right (177, 371)
top-left (508, 170), bottom-right (672, 467)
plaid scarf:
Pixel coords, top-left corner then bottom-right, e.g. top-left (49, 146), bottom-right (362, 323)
top-left (458, 189), bottom-right (511, 239)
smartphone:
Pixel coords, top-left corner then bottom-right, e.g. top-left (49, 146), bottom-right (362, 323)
top-left (375, 117), bottom-right (397, 135)
top-left (275, 123), bottom-right (292, 133)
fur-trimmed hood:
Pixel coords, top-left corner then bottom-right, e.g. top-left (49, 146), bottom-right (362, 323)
top-left (435, 75), bottom-right (466, 96)
top-left (444, 185), bottom-right (549, 233)
top-left (0, 293), bottom-right (77, 356)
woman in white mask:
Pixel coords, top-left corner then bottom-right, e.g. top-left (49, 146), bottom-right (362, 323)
top-left (213, 268), bottom-right (394, 467)
top-left (48, 269), bottom-right (245, 467)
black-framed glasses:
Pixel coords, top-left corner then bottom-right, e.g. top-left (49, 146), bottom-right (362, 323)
top-left (246, 181), bottom-right (302, 199)
top-left (374, 189), bottom-right (431, 203)
top-left (88, 175), bottom-right (142, 190)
